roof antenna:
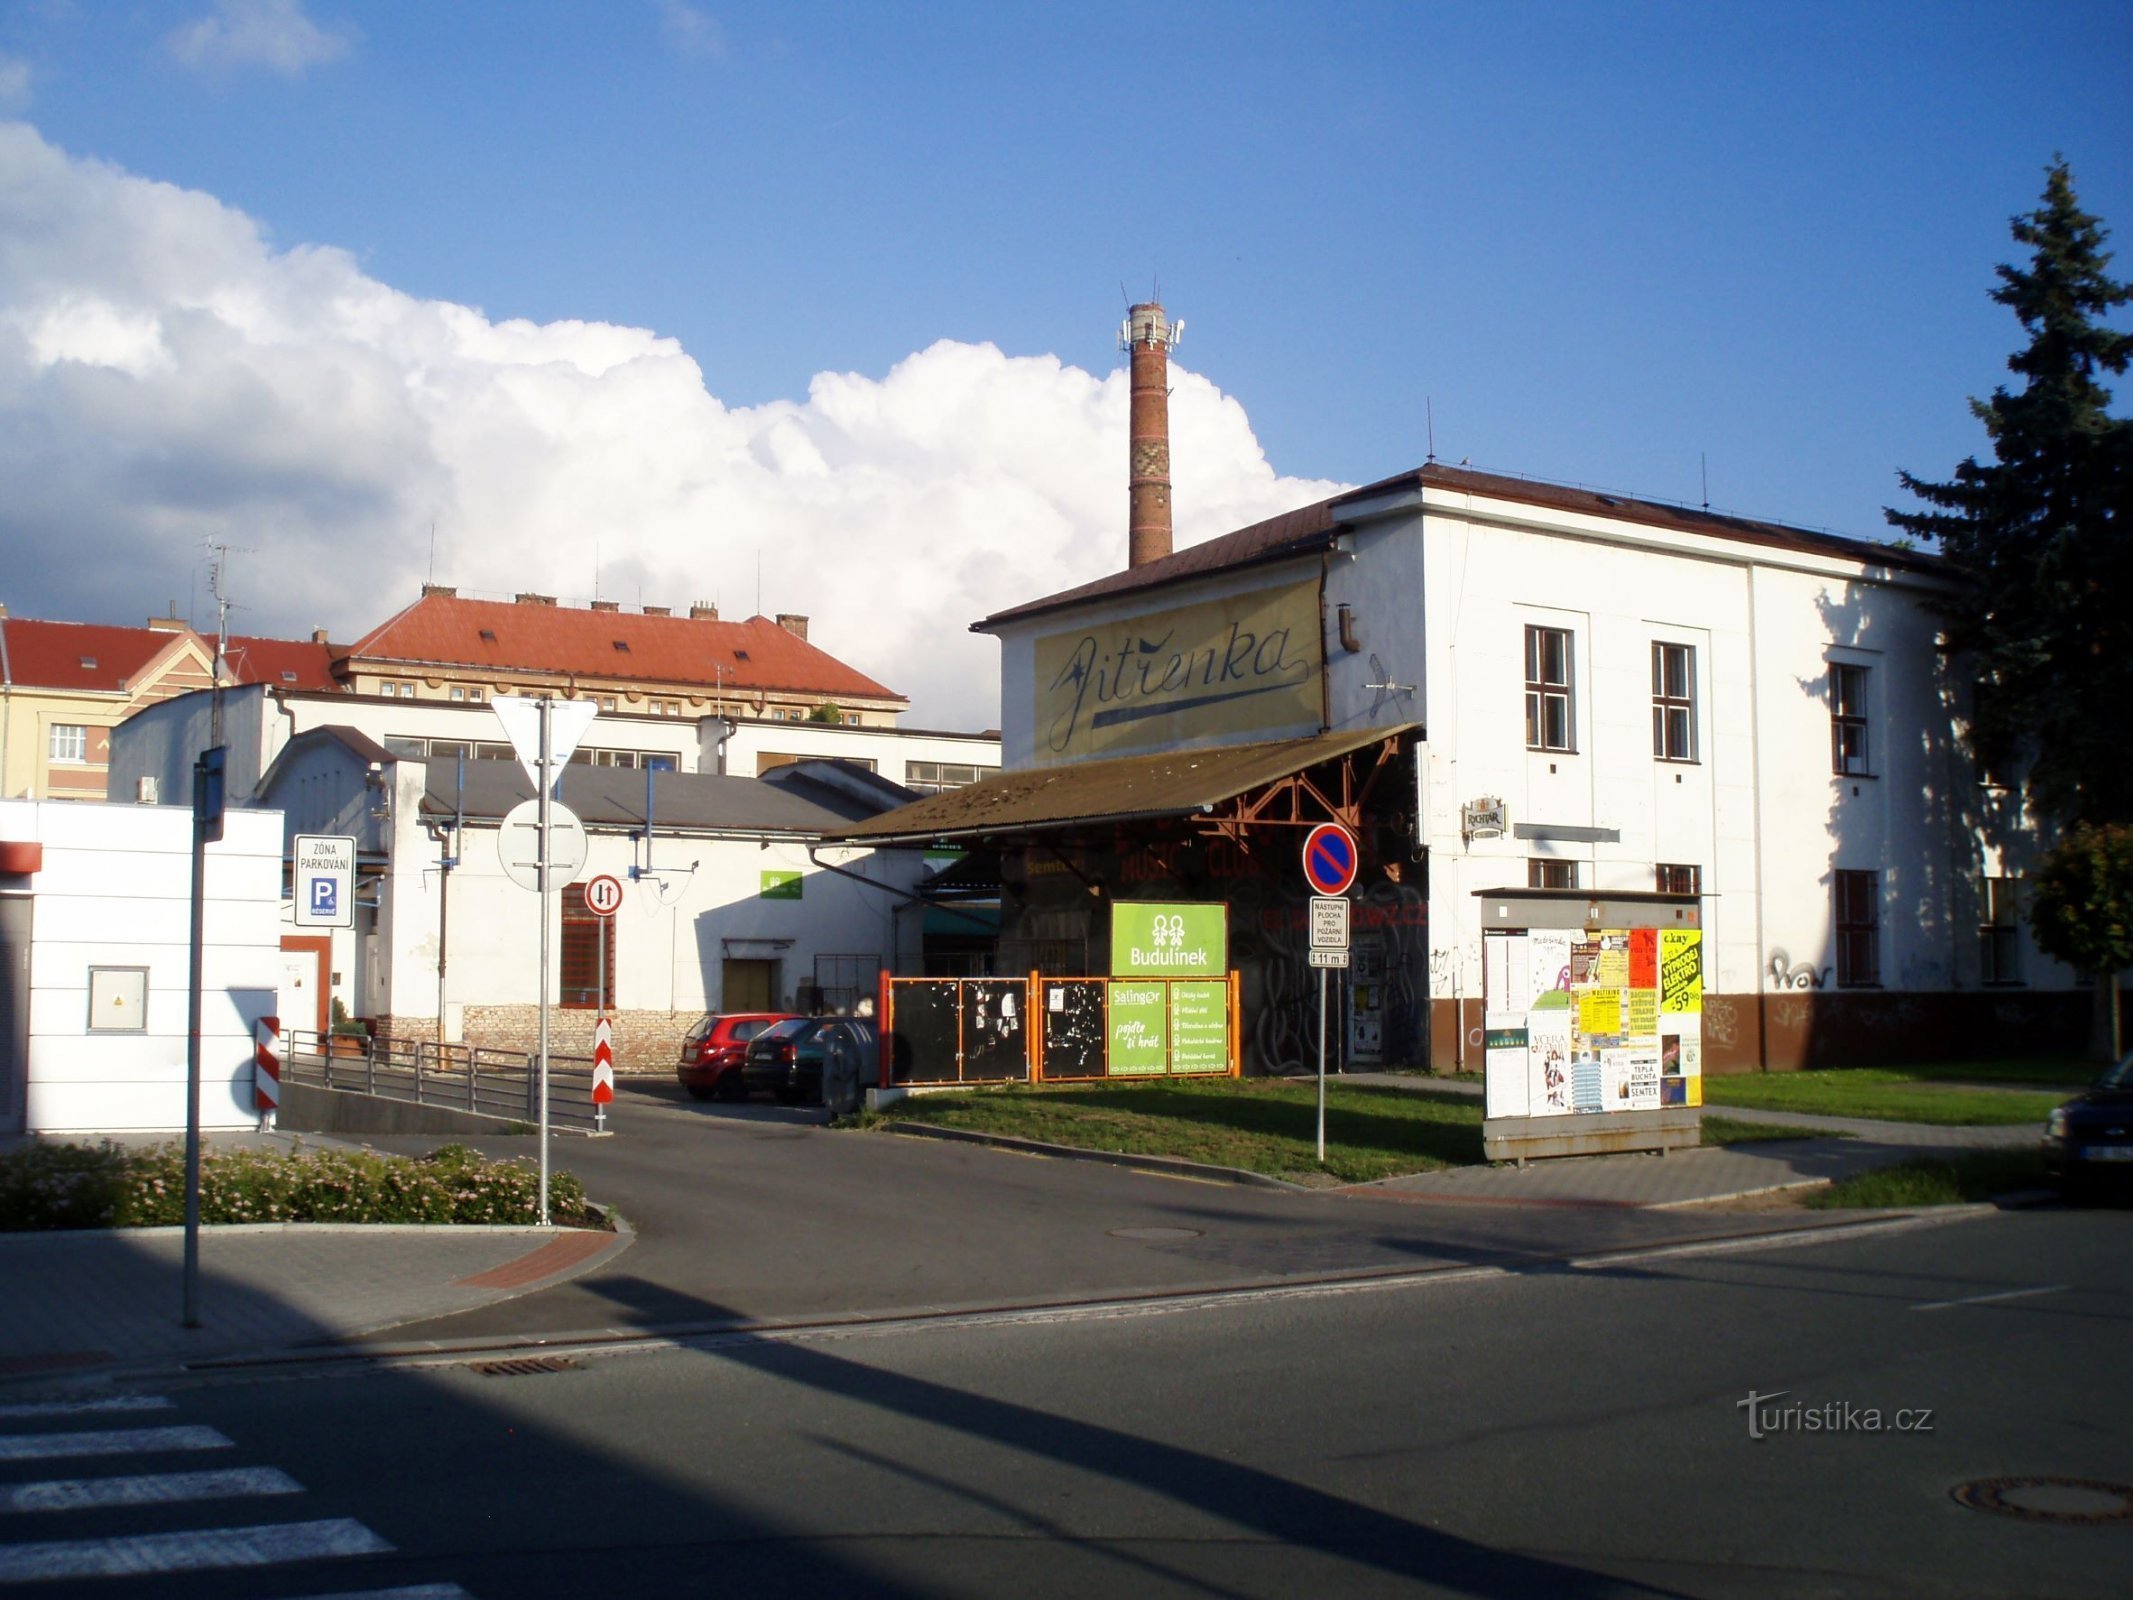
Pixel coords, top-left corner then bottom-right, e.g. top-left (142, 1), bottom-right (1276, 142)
top-left (1701, 451), bottom-right (1710, 512)
top-left (426, 519), bottom-right (436, 586)
top-left (1425, 397), bottom-right (1437, 465)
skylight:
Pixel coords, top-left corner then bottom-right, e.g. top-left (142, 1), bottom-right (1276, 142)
top-left (79, 656), bottom-right (97, 669)
top-left (479, 629), bottom-right (498, 643)
top-left (612, 640), bottom-right (631, 652)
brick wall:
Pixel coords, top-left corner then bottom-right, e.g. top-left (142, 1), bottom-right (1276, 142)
top-left (441, 1007), bottom-right (697, 1075)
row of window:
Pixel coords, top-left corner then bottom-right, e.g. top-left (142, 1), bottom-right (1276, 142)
top-left (382, 735), bottom-right (681, 771)
top-left (1522, 625), bottom-right (1872, 775)
top-left (1523, 860), bottom-right (2025, 988)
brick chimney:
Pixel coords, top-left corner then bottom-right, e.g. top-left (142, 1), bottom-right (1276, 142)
top-left (690, 602), bottom-right (719, 621)
top-left (776, 613), bottom-right (809, 641)
top-left (311, 628), bottom-right (330, 644)
top-left (1121, 302), bottom-right (1181, 568)
top-left (515, 593), bottom-right (556, 607)
top-left (642, 604), bottom-right (671, 617)
top-left (422, 583), bottom-right (457, 598)
top-left (590, 600), bottom-right (620, 612)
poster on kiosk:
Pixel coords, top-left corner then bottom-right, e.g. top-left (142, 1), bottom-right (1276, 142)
top-left (1482, 925), bottom-right (1702, 1121)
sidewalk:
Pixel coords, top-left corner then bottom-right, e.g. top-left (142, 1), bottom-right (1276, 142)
top-left (2, 1131), bottom-right (632, 1385)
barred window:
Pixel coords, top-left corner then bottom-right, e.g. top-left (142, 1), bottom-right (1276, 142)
top-left (1655, 863), bottom-right (1701, 896)
top-left (560, 902), bottom-right (617, 1010)
top-left (1528, 859), bottom-right (1579, 890)
top-left (1834, 869), bottom-right (1880, 988)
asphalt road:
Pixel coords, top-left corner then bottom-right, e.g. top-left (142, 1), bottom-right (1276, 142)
top-left (351, 1078), bottom-right (1914, 1348)
top-left (8, 1207), bottom-right (2126, 1598)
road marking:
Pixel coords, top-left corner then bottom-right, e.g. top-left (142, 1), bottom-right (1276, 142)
top-left (0, 1425), bottom-right (231, 1462)
top-left (0, 1517), bottom-right (392, 1581)
top-left (1912, 1283), bottom-right (2069, 1313)
top-left (0, 1467), bottom-right (303, 1515)
top-left (0, 1396), bottom-right (174, 1421)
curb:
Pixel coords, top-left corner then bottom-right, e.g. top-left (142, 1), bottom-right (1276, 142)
top-left (880, 1121), bottom-right (1310, 1192)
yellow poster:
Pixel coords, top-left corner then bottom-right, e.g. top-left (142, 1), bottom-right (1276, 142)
top-left (1031, 580), bottom-right (1324, 763)
top-left (1626, 988), bottom-right (1658, 1041)
top-left (1594, 934), bottom-right (1631, 989)
top-left (1659, 930), bottom-right (1703, 1014)
top-left (1577, 989), bottom-right (1622, 1038)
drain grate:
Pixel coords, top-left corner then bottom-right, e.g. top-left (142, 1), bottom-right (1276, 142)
top-left (469, 1356), bottom-right (582, 1378)
top-left (1951, 1477), bottom-right (2133, 1525)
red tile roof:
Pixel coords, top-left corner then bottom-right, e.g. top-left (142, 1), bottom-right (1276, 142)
top-left (224, 635), bottom-right (341, 692)
top-left (0, 619), bottom-right (193, 693)
top-left (342, 595), bottom-right (904, 704)
top-left (979, 463), bottom-right (1941, 629)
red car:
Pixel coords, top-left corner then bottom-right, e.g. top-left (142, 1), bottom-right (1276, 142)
top-left (677, 1012), bottom-right (800, 1101)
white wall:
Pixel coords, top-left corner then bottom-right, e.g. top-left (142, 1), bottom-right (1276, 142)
top-left (3, 799), bottom-right (281, 1132)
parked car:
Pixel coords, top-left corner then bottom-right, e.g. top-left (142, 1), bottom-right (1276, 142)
top-left (2042, 1050), bottom-right (2133, 1200)
top-left (677, 1012), bottom-right (799, 1101)
top-left (740, 1016), bottom-right (882, 1109)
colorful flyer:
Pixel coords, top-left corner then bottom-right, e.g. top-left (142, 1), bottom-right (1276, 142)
top-left (1660, 929), bottom-right (1703, 1014)
top-left (1528, 1010), bottom-right (1573, 1116)
top-left (1629, 928), bottom-right (1658, 990)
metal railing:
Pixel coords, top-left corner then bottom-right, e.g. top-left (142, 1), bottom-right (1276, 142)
top-left (280, 1030), bottom-right (606, 1134)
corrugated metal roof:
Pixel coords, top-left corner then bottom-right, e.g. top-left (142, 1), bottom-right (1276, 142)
top-left (417, 760), bottom-right (869, 836)
top-left (978, 463), bottom-right (1941, 630)
top-left (344, 594), bottom-right (905, 706)
top-left (835, 724), bottom-right (1417, 844)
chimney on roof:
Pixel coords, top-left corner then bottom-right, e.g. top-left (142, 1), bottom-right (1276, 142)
top-left (422, 583), bottom-right (457, 599)
top-left (642, 604), bottom-right (671, 617)
top-left (515, 593), bottom-right (556, 607)
top-left (776, 613), bottom-right (809, 641)
top-left (1121, 302), bottom-right (1181, 569)
top-left (146, 614), bottom-right (186, 632)
top-left (590, 600), bottom-right (620, 612)
top-left (311, 628), bottom-right (329, 645)
top-left (690, 602), bottom-right (719, 621)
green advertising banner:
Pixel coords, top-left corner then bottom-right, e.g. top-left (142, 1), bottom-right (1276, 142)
top-left (1109, 902), bottom-right (1228, 977)
top-left (759, 870), bottom-right (802, 900)
top-left (1107, 982), bottom-right (1169, 1075)
top-left (1169, 981), bottom-right (1230, 1073)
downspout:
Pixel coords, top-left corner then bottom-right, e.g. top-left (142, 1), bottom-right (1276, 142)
top-left (1746, 562), bottom-right (1770, 1070)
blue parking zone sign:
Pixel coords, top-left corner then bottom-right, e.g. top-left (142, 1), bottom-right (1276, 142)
top-left (294, 834), bottom-right (356, 928)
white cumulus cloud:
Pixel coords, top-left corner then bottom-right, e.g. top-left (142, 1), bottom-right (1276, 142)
top-left (167, 0), bottom-right (353, 77)
top-left (0, 54), bottom-right (30, 112)
top-left (654, 0), bottom-right (727, 60)
top-left (0, 122), bottom-right (1345, 729)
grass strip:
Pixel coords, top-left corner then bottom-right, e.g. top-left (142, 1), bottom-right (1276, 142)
top-left (1804, 1150), bottom-right (2050, 1209)
top-left (1702, 1069), bottom-right (2062, 1126)
top-left (1700, 1116), bottom-right (1840, 1147)
top-left (866, 1077), bottom-right (1484, 1185)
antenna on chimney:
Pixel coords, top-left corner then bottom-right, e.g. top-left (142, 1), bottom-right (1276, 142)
top-left (1701, 451), bottom-right (1710, 512)
top-left (1426, 398), bottom-right (1437, 466)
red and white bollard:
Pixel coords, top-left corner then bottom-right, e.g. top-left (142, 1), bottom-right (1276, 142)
top-left (255, 1014), bottom-right (281, 1131)
top-left (591, 1015), bottom-right (615, 1134)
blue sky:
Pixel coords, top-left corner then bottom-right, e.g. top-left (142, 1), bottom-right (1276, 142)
top-left (1, 1), bottom-right (2127, 723)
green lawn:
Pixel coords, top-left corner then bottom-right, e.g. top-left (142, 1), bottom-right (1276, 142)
top-left (1701, 1069), bottom-right (2066, 1126)
top-left (1805, 1150), bottom-right (2050, 1209)
top-left (865, 1078), bottom-right (1484, 1185)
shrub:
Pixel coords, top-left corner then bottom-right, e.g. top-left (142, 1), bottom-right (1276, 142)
top-left (0, 1140), bottom-right (591, 1231)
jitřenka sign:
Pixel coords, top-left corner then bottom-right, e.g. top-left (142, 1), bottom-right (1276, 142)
top-left (1033, 581), bottom-right (1322, 763)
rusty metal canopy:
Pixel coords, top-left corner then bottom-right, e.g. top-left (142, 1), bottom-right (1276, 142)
top-left (832, 724), bottom-right (1419, 846)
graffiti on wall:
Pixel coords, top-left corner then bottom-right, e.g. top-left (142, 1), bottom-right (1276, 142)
top-left (1766, 949), bottom-right (1830, 990)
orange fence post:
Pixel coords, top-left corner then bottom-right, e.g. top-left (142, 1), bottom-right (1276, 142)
top-left (1028, 970), bottom-right (1043, 1083)
top-left (1229, 969), bottom-right (1242, 1077)
top-left (877, 969), bottom-right (892, 1089)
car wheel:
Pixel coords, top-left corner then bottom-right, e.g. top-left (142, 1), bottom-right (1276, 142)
top-left (715, 1074), bottom-right (747, 1103)
top-left (685, 1084), bottom-right (716, 1102)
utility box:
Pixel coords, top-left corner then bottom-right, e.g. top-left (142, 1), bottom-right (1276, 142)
top-left (1473, 889), bottom-right (1703, 1164)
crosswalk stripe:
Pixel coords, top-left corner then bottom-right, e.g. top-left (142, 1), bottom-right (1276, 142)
top-left (0, 1425), bottom-right (231, 1462)
top-left (0, 1516), bottom-right (393, 1581)
top-left (0, 1466), bottom-right (304, 1514)
top-left (0, 1397), bottom-right (175, 1421)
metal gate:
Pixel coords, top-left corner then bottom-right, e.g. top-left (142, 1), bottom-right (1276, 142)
top-left (880, 972), bottom-right (1240, 1087)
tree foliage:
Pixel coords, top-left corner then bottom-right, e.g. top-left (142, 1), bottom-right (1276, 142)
top-left (807, 702), bottom-right (846, 723)
top-left (2028, 823), bottom-right (2133, 1058)
top-left (1888, 160), bottom-right (2133, 825)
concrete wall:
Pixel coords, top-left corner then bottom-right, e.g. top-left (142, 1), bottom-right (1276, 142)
top-left (1, 798), bottom-right (281, 1132)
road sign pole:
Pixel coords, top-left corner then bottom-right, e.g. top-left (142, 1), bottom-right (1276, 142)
top-left (537, 697), bottom-right (551, 1227)
top-left (1317, 966), bottom-right (1328, 1165)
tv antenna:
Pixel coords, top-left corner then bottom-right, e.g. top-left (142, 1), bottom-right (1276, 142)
top-left (1364, 652), bottom-right (1416, 716)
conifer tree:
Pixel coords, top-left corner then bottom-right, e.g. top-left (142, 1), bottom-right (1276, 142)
top-left (1888, 160), bottom-right (2133, 825)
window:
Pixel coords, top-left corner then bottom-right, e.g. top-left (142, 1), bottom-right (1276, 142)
top-left (1651, 643), bottom-right (1696, 761)
top-left (1834, 870), bottom-right (1880, 987)
top-left (1524, 625), bottom-right (1574, 751)
top-left (1528, 859), bottom-right (1579, 890)
top-left (1831, 663), bottom-right (1871, 775)
top-left (599, 697), bottom-right (617, 712)
top-left (48, 724), bottom-right (88, 763)
top-left (907, 761), bottom-right (982, 794)
top-left (1980, 876), bottom-right (2023, 985)
top-left (560, 902), bottom-right (617, 1010)
top-left (469, 688), bottom-right (485, 703)
top-left (1655, 863), bottom-right (1701, 896)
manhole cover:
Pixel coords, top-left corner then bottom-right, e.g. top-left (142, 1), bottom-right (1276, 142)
top-left (1951, 1477), bottom-right (2133, 1524)
top-left (1107, 1226), bottom-right (1204, 1241)
top-left (469, 1356), bottom-right (582, 1378)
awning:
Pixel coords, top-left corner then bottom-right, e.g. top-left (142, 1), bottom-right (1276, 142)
top-left (834, 723), bottom-right (1420, 845)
